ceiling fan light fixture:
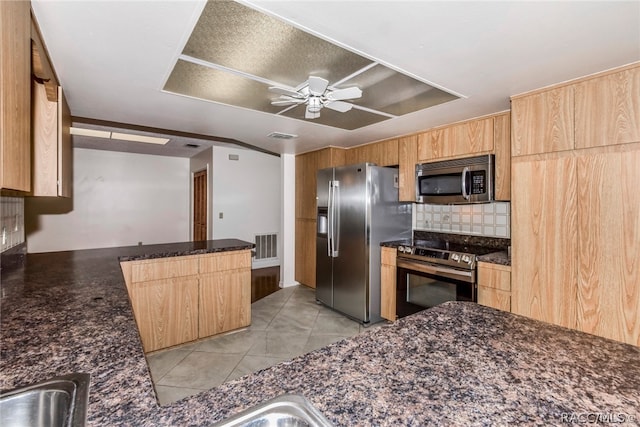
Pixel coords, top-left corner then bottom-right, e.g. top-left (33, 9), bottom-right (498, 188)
top-left (307, 96), bottom-right (322, 113)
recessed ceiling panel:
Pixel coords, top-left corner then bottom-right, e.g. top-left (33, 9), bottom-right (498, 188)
top-left (164, 0), bottom-right (461, 131)
top-left (183, 0), bottom-right (372, 86)
top-left (338, 64), bottom-right (460, 116)
top-left (280, 105), bottom-right (390, 130)
top-left (164, 59), bottom-right (282, 113)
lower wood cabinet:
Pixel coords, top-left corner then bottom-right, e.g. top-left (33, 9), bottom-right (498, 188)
top-left (477, 262), bottom-right (511, 312)
top-left (199, 269), bottom-right (251, 337)
top-left (380, 247), bottom-right (397, 321)
top-left (128, 276), bottom-right (199, 352)
top-left (121, 250), bottom-right (251, 352)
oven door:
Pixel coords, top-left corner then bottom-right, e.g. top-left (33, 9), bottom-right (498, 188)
top-left (396, 258), bottom-right (476, 318)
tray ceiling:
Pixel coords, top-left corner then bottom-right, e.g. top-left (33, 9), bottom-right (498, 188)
top-left (163, 0), bottom-right (458, 130)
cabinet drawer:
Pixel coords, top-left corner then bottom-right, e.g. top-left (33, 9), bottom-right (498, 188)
top-left (200, 250), bottom-right (251, 273)
top-left (131, 256), bottom-right (199, 283)
top-left (477, 262), bottom-right (511, 291)
top-left (478, 286), bottom-right (511, 312)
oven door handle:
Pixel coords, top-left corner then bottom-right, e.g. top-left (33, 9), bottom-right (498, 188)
top-left (397, 259), bottom-right (474, 282)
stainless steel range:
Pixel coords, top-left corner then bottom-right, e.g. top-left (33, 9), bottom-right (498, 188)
top-left (395, 240), bottom-right (495, 318)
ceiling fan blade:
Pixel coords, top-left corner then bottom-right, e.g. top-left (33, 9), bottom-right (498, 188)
top-left (323, 100), bottom-right (353, 113)
top-left (271, 99), bottom-right (304, 106)
top-left (268, 86), bottom-right (304, 98)
top-left (326, 86), bottom-right (362, 101)
top-left (305, 108), bottom-right (320, 119)
top-left (307, 76), bottom-right (329, 96)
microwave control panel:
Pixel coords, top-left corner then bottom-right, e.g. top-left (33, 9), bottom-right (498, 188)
top-left (470, 171), bottom-right (487, 194)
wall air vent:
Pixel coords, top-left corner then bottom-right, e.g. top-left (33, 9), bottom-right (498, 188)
top-left (267, 132), bottom-right (298, 140)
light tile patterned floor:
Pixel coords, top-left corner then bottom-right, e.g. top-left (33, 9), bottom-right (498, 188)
top-left (146, 284), bottom-right (372, 405)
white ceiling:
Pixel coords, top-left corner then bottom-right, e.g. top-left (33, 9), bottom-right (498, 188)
top-left (31, 1), bottom-right (640, 156)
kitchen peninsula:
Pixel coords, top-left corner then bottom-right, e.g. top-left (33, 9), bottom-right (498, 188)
top-left (1, 244), bottom-right (639, 426)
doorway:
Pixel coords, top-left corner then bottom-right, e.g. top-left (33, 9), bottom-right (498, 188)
top-left (193, 170), bottom-right (207, 241)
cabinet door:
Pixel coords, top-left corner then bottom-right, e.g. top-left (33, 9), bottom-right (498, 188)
top-left (398, 135), bottom-right (417, 202)
top-left (493, 112), bottom-right (511, 201)
top-left (346, 139), bottom-right (399, 166)
top-left (129, 277), bottom-right (199, 352)
top-left (477, 262), bottom-right (511, 312)
top-left (199, 269), bottom-right (251, 338)
top-left (511, 86), bottom-right (574, 156)
top-left (417, 117), bottom-right (494, 161)
top-left (511, 155), bottom-right (578, 329)
top-left (575, 66), bottom-right (640, 149)
top-left (295, 218), bottom-right (316, 288)
top-left (380, 247), bottom-right (397, 321)
top-left (577, 148), bottom-right (640, 346)
top-left (0, 1), bottom-right (31, 192)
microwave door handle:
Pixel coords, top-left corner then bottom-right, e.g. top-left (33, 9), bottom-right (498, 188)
top-left (461, 167), bottom-right (471, 200)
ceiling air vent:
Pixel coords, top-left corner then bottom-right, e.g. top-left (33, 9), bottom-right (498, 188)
top-left (184, 143), bottom-right (200, 148)
top-left (267, 132), bottom-right (298, 140)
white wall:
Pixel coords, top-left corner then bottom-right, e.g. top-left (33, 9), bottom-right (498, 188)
top-left (210, 146), bottom-right (281, 267)
top-left (26, 148), bottom-right (190, 253)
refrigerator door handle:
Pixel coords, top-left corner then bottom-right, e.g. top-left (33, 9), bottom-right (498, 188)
top-left (332, 181), bottom-right (340, 257)
top-left (327, 181), bottom-right (333, 257)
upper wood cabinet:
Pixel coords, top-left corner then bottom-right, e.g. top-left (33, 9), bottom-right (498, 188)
top-left (417, 117), bottom-right (494, 161)
top-left (575, 66), bottom-right (640, 149)
top-left (511, 86), bottom-right (574, 156)
top-left (0, 1), bottom-right (31, 192)
top-left (32, 83), bottom-right (72, 197)
top-left (493, 113), bottom-right (511, 201)
top-left (345, 138), bottom-right (399, 166)
top-left (295, 147), bottom-right (345, 220)
top-left (398, 135), bottom-right (418, 202)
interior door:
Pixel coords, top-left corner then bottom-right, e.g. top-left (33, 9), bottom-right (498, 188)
top-left (193, 170), bottom-right (207, 241)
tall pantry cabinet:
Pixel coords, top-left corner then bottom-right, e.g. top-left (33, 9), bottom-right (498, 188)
top-left (511, 62), bottom-right (640, 346)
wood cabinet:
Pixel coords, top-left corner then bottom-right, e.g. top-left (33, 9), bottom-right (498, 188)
top-left (575, 66), bottom-right (640, 149)
top-left (493, 113), bottom-right (511, 201)
top-left (398, 135), bottom-right (417, 202)
top-left (576, 148), bottom-right (640, 345)
top-left (199, 251), bottom-right (251, 338)
top-left (380, 247), bottom-right (397, 321)
top-left (0, 0), bottom-right (31, 192)
top-left (32, 83), bottom-right (72, 197)
top-left (511, 155), bottom-right (578, 329)
top-left (417, 117), bottom-right (494, 161)
top-left (511, 86), bottom-right (574, 156)
top-left (345, 138), bottom-right (399, 166)
top-left (295, 147), bottom-right (345, 288)
top-left (121, 250), bottom-right (252, 352)
top-left (510, 62), bottom-right (640, 346)
top-left (477, 262), bottom-right (511, 312)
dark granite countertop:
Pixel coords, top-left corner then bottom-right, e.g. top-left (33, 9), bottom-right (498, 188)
top-left (117, 238), bottom-right (254, 262)
top-left (2, 245), bottom-right (639, 425)
top-left (477, 250), bottom-right (511, 266)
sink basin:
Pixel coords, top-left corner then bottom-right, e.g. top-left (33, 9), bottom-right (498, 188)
top-left (0, 373), bottom-right (90, 427)
top-left (212, 394), bottom-right (334, 427)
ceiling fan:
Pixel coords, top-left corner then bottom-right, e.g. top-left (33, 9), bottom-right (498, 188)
top-left (269, 76), bottom-right (362, 119)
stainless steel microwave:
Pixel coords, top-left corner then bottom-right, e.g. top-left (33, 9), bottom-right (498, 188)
top-left (416, 154), bottom-right (495, 204)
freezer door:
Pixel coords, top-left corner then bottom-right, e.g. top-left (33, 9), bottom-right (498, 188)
top-left (315, 167), bottom-right (334, 306)
top-left (332, 164), bottom-right (370, 322)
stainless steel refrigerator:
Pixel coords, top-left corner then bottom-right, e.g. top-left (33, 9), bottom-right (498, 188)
top-left (316, 163), bottom-right (412, 324)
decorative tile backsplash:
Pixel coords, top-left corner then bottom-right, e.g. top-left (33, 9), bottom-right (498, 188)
top-left (414, 202), bottom-right (510, 238)
top-left (1, 197), bottom-right (25, 253)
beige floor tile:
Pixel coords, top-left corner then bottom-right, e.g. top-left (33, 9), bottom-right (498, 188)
top-left (312, 313), bottom-right (361, 336)
top-left (303, 335), bottom-right (349, 353)
top-left (247, 331), bottom-right (310, 358)
top-left (196, 329), bottom-right (267, 354)
top-left (158, 351), bottom-right (243, 390)
top-left (146, 349), bottom-right (192, 383)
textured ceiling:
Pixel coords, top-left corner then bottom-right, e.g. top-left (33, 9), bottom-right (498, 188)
top-left (30, 0), bottom-right (640, 156)
top-left (163, 0), bottom-right (459, 130)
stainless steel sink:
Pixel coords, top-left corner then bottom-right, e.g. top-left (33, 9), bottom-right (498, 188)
top-left (0, 373), bottom-right (90, 427)
top-left (212, 394), bottom-right (334, 427)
